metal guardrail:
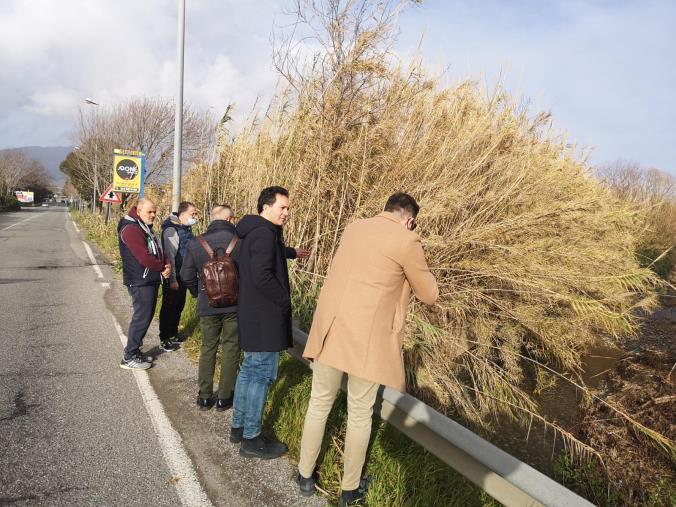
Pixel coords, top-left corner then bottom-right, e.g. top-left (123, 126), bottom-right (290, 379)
top-left (289, 327), bottom-right (594, 507)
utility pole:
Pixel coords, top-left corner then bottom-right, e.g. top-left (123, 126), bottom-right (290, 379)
top-left (172, 0), bottom-right (186, 213)
top-left (85, 98), bottom-right (99, 213)
top-left (92, 145), bottom-right (98, 213)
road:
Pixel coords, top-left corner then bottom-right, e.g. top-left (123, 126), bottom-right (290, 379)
top-left (0, 208), bottom-right (326, 507)
top-left (0, 208), bottom-right (184, 505)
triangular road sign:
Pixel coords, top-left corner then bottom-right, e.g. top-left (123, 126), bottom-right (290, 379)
top-left (99, 184), bottom-right (123, 204)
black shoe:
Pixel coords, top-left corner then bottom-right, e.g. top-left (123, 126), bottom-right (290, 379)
top-left (197, 397), bottom-right (214, 410)
top-left (239, 434), bottom-right (288, 459)
top-left (340, 477), bottom-right (370, 506)
top-left (216, 395), bottom-right (233, 411)
top-left (160, 340), bottom-right (180, 352)
top-left (229, 427), bottom-right (243, 443)
top-left (136, 349), bottom-right (154, 362)
top-left (297, 471), bottom-right (316, 497)
top-left (340, 489), bottom-right (366, 506)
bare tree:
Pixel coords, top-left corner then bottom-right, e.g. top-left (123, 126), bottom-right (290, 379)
top-left (0, 150), bottom-right (48, 195)
top-left (67, 97), bottom-right (216, 202)
top-left (273, 0), bottom-right (413, 129)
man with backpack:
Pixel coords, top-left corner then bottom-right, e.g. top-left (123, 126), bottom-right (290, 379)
top-left (180, 204), bottom-right (240, 411)
top-left (229, 186), bottom-right (309, 459)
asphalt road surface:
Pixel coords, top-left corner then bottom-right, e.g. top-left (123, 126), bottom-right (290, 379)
top-left (0, 208), bottom-right (183, 505)
top-left (0, 208), bottom-right (326, 507)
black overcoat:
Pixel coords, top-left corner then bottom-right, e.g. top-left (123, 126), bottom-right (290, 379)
top-left (234, 215), bottom-right (297, 352)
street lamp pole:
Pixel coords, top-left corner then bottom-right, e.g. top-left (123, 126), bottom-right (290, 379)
top-left (85, 98), bottom-right (99, 213)
top-left (172, 0), bottom-right (186, 213)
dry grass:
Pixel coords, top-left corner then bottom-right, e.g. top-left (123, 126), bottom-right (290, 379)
top-left (179, 0), bottom-right (673, 463)
top-left (599, 162), bottom-right (676, 284)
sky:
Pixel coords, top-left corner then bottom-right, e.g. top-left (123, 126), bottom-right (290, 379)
top-left (0, 0), bottom-right (673, 173)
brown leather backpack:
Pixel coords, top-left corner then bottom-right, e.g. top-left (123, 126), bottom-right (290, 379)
top-left (197, 235), bottom-right (239, 307)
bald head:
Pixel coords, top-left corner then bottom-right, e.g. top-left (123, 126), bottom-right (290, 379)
top-left (211, 204), bottom-right (234, 223)
top-left (136, 198), bottom-right (157, 225)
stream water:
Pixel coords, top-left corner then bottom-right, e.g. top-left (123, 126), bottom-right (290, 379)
top-left (488, 345), bottom-right (623, 473)
top-left (492, 307), bottom-right (676, 473)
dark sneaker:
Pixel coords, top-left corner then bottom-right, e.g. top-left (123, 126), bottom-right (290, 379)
top-left (136, 350), bottom-right (154, 362)
top-left (340, 489), bottom-right (366, 506)
top-left (297, 471), bottom-right (316, 497)
top-left (340, 477), bottom-right (370, 506)
top-left (174, 333), bottom-right (188, 343)
top-left (120, 356), bottom-right (151, 370)
top-left (216, 395), bottom-right (233, 412)
top-left (229, 427), bottom-right (243, 444)
top-left (160, 341), bottom-right (180, 352)
top-left (239, 434), bottom-right (288, 459)
top-left (197, 397), bottom-right (214, 410)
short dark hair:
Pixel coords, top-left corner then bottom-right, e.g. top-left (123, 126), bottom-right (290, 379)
top-left (177, 201), bottom-right (195, 215)
top-left (257, 186), bottom-right (289, 214)
top-left (384, 192), bottom-right (420, 217)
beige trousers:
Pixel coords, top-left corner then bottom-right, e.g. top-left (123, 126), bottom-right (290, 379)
top-left (298, 361), bottom-right (379, 490)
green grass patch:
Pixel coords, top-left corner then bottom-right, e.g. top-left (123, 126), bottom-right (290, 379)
top-left (265, 353), bottom-right (496, 506)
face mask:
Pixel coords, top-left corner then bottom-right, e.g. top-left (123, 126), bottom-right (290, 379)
top-left (185, 217), bottom-right (197, 226)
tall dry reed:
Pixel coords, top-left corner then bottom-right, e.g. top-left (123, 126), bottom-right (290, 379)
top-left (183, 0), bottom-right (669, 459)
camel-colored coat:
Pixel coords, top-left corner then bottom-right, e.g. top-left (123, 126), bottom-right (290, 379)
top-left (303, 212), bottom-right (438, 391)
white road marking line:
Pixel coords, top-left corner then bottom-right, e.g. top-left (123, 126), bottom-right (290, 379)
top-left (1, 213), bottom-right (39, 231)
top-left (100, 282), bottom-right (111, 288)
top-left (112, 319), bottom-right (212, 507)
top-left (82, 241), bottom-right (104, 279)
top-left (73, 221), bottom-right (80, 233)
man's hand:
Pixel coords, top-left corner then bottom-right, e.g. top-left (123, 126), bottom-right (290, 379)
top-left (295, 248), bottom-right (310, 259)
top-left (161, 263), bottom-right (172, 279)
top-left (170, 281), bottom-right (179, 290)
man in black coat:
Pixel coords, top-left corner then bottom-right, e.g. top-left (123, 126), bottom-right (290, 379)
top-left (229, 186), bottom-right (309, 459)
top-left (180, 204), bottom-right (239, 411)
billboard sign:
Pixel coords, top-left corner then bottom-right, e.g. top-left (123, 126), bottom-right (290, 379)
top-left (112, 149), bottom-right (145, 194)
top-left (15, 191), bottom-right (34, 203)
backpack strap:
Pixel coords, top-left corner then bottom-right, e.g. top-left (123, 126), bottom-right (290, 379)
top-left (225, 235), bottom-right (239, 256)
top-left (197, 236), bottom-right (214, 258)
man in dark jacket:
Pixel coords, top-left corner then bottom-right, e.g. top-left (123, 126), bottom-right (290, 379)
top-left (117, 198), bottom-right (171, 370)
top-left (229, 186), bottom-right (309, 459)
top-left (158, 201), bottom-right (197, 351)
top-left (180, 204), bottom-right (239, 411)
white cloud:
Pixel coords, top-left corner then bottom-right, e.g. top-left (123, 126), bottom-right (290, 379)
top-left (398, 0), bottom-right (676, 172)
top-left (24, 86), bottom-right (80, 116)
top-left (0, 0), bottom-right (673, 174)
top-left (0, 0), bottom-right (280, 147)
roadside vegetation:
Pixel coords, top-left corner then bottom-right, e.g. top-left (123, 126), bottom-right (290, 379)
top-left (0, 194), bottom-right (21, 211)
top-left (68, 1), bottom-right (674, 504)
top-left (0, 149), bottom-right (52, 207)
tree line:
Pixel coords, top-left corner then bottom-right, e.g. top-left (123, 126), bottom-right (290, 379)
top-left (60, 97), bottom-right (217, 207)
top-left (0, 149), bottom-right (52, 204)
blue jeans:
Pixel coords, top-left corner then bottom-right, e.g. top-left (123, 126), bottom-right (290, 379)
top-left (232, 351), bottom-right (280, 439)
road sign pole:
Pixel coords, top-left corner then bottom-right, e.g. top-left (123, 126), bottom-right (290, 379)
top-left (172, 0), bottom-right (186, 213)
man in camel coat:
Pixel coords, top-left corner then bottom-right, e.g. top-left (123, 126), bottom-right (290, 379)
top-left (297, 193), bottom-right (438, 506)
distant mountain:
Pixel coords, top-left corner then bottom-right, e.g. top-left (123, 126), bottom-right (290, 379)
top-left (0, 146), bottom-right (73, 189)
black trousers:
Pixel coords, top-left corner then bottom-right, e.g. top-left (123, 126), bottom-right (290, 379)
top-left (124, 284), bottom-right (159, 359)
top-left (159, 281), bottom-right (187, 342)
